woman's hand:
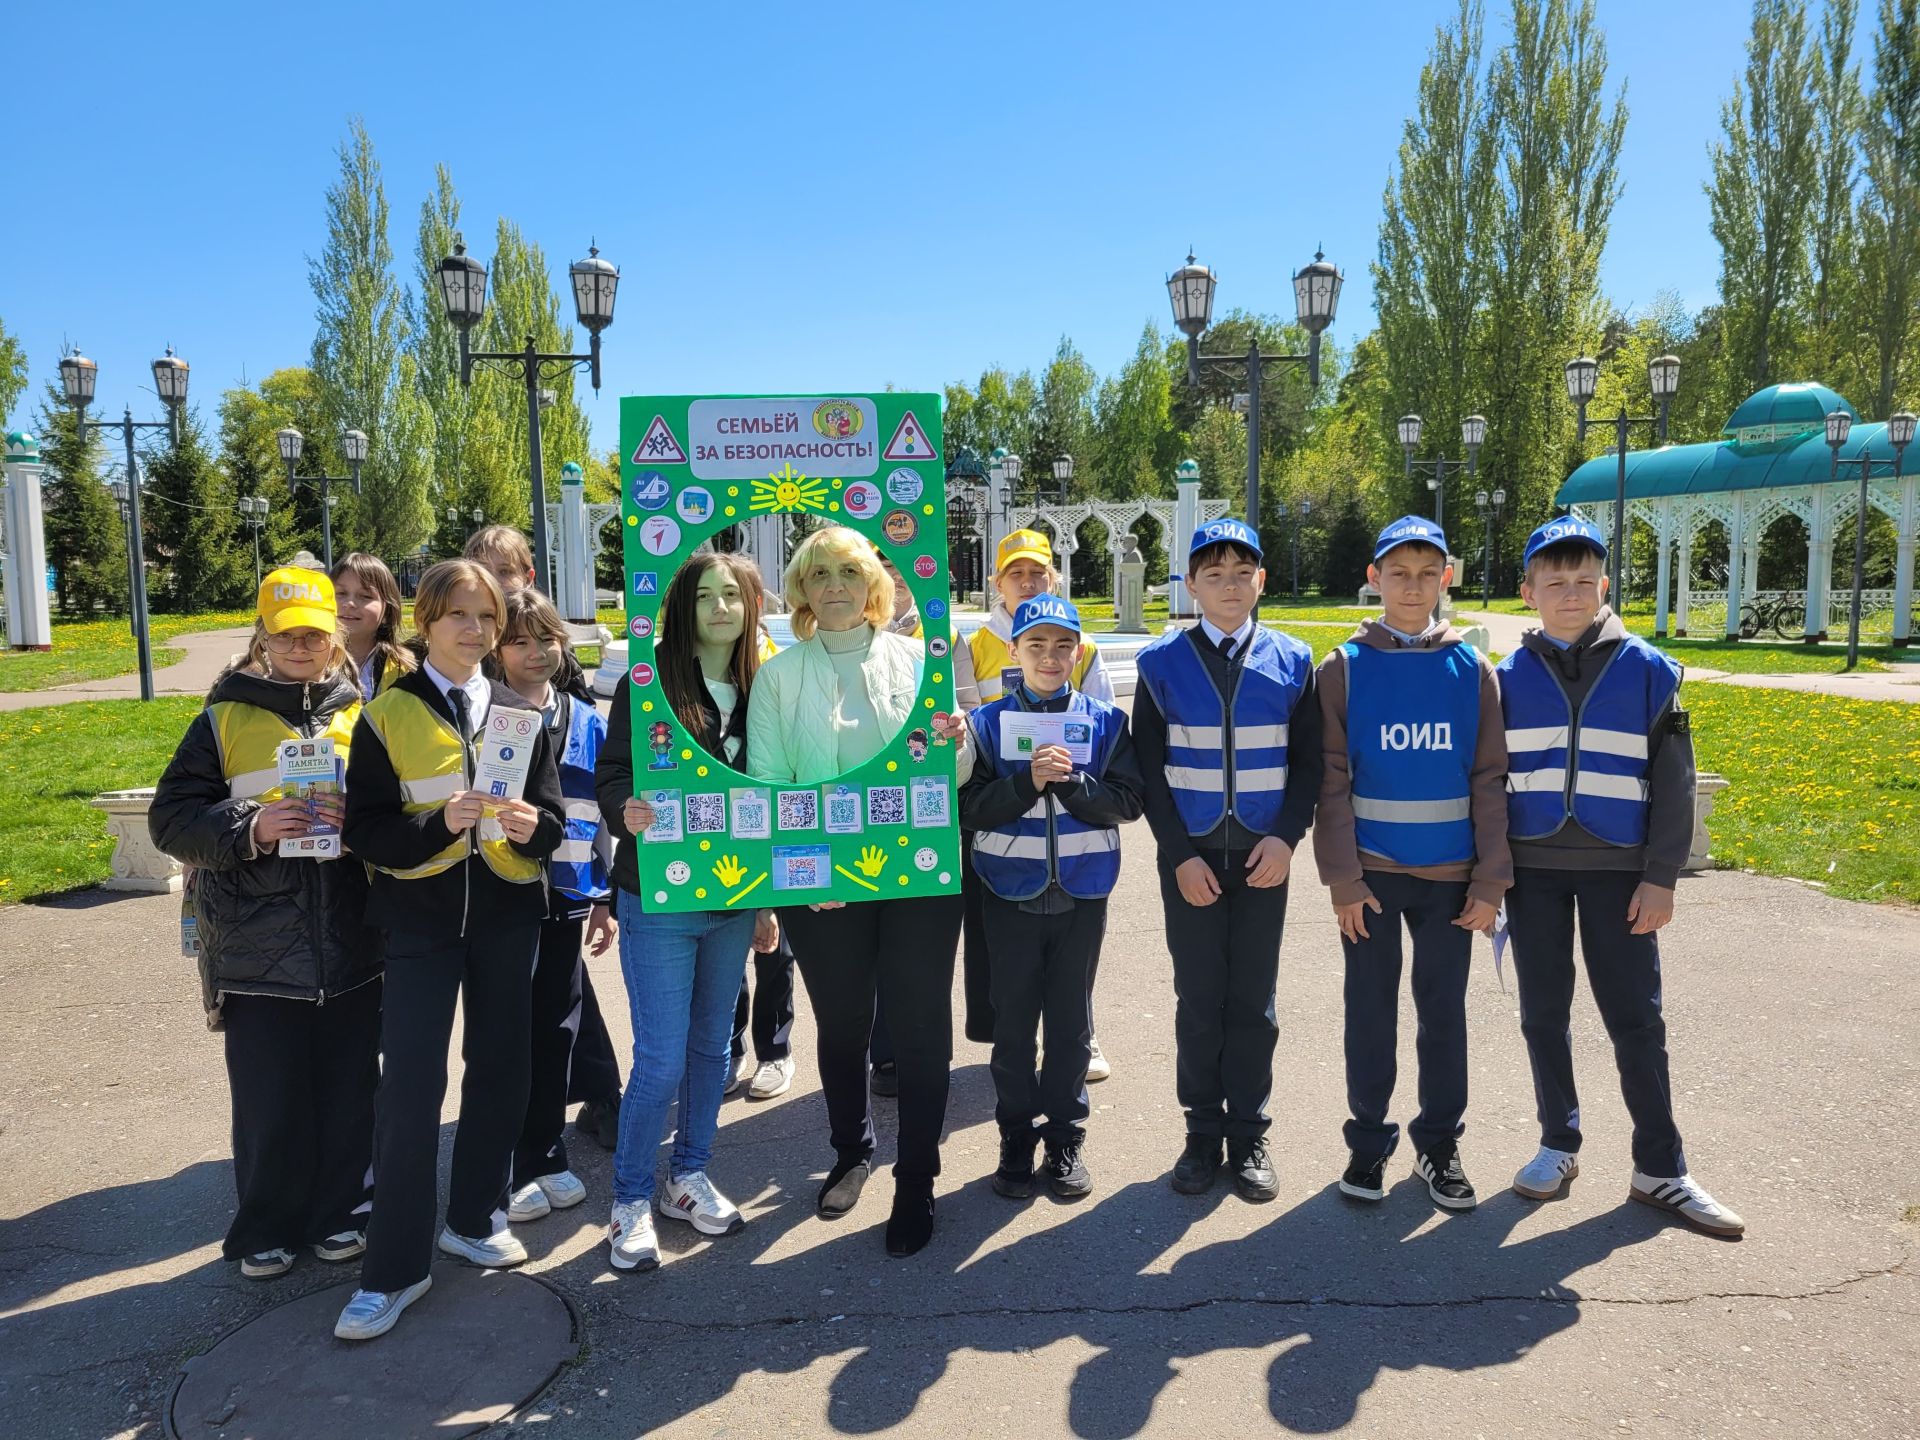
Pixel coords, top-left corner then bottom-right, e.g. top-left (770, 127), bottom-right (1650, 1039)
top-left (252, 798), bottom-right (314, 847)
top-left (808, 900), bottom-right (845, 911)
top-left (622, 796), bottom-right (656, 835)
top-left (586, 902), bottom-right (616, 955)
top-left (753, 910), bottom-right (780, 952)
top-left (443, 792), bottom-right (486, 834)
top-left (494, 798), bottom-right (540, 844)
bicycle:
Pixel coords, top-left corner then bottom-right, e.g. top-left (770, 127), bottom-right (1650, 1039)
top-left (1738, 592), bottom-right (1806, 640)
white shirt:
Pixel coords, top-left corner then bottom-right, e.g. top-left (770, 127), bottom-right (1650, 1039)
top-left (423, 659), bottom-right (491, 739)
top-left (1198, 615), bottom-right (1256, 657)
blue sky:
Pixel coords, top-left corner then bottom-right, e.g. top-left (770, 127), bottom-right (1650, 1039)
top-left (3, 0), bottom-right (1754, 451)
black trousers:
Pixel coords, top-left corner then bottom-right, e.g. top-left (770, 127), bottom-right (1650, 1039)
top-left (360, 920), bottom-right (539, 1293)
top-left (1157, 850), bottom-right (1288, 1141)
top-left (984, 893), bottom-right (1106, 1143)
top-left (959, 843), bottom-right (996, 1043)
top-left (566, 961), bottom-right (623, 1107)
top-left (1341, 870), bottom-right (1472, 1161)
top-left (220, 980), bottom-right (381, 1259)
top-left (514, 915), bottom-right (585, 1186)
top-left (781, 894), bottom-right (962, 1184)
top-left (1507, 867), bottom-right (1686, 1176)
top-left (731, 933), bottom-right (797, 1063)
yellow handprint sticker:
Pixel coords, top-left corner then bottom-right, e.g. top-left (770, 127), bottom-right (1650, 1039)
top-left (855, 845), bottom-right (888, 878)
top-left (712, 854), bottom-right (747, 887)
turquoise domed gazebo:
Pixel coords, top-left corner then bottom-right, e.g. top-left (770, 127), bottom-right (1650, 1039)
top-left (1555, 383), bottom-right (1916, 644)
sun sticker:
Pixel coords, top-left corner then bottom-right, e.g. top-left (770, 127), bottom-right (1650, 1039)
top-left (750, 463), bottom-right (832, 515)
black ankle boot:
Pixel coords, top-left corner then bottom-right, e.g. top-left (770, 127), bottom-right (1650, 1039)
top-left (885, 1180), bottom-right (935, 1256)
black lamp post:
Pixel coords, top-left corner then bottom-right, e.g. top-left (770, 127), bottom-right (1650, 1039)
top-left (438, 235), bottom-right (619, 596)
top-left (1276, 499), bottom-right (1313, 596)
top-left (446, 504), bottom-right (485, 539)
top-left (1167, 247), bottom-right (1342, 527)
top-left (239, 495), bottom-right (271, 589)
top-left (1566, 352), bottom-right (1680, 606)
top-left (1475, 486), bottom-right (1507, 604)
top-left (60, 347), bottom-right (188, 702)
top-left (1398, 412), bottom-right (1486, 539)
top-left (1824, 406), bottom-right (1915, 669)
top-left (278, 426), bottom-right (367, 571)
top-left (1051, 453), bottom-right (1073, 504)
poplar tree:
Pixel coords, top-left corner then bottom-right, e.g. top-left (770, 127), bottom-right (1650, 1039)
top-left (0, 317), bottom-right (26, 426)
top-left (1856, 0), bottom-right (1920, 417)
top-left (218, 381), bottom-right (303, 572)
top-left (1807, 0), bottom-right (1864, 392)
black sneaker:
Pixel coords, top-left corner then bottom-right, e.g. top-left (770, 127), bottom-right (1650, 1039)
top-left (1416, 1144), bottom-right (1478, 1211)
top-left (1339, 1151), bottom-right (1388, 1202)
top-left (1171, 1134), bottom-right (1222, 1194)
top-left (1227, 1137), bottom-right (1279, 1202)
top-left (575, 1097), bottom-right (620, 1151)
top-left (992, 1131), bottom-right (1038, 1200)
top-left (1044, 1140), bottom-right (1093, 1201)
top-left (869, 1062), bottom-right (899, 1098)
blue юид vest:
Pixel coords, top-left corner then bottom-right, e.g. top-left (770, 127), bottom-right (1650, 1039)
top-left (1343, 641), bottom-right (1481, 867)
top-left (967, 689), bottom-right (1127, 901)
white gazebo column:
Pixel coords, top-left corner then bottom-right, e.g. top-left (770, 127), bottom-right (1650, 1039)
top-left (1804, 488), bottom-right (1831, 642)
top-left (1895, 475), bottom-right (1917, 646)
top-left (1675, 516), bottom-right (1694, 637)
top-left (1724, 496), bottom-right (1747, 640)
top-left (1654, 499), bottom-right (1674, 639)
top-left (1741, 527), bottom-right (1761, 603)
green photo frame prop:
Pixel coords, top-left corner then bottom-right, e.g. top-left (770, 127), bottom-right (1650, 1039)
top-left (620, 392), bottom-right (960, 914)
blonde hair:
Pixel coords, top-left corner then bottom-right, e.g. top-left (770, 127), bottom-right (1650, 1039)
top-left (412, 560), bottom-right (507, 648)
top-left (991, 563), bottom-right (1064, 616)
top-left (464, 524), bottom-right (535, 581)
top-left (784, 526), bottom-right (894, 641)
top-left (216, 618), bottom-right (354, 698)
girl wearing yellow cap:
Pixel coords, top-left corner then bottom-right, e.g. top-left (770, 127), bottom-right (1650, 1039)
top-left (150, 567), bottom-right (382, 1285)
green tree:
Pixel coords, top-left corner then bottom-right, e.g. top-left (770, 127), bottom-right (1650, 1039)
top-left (142, 408), bottom-right (251, 612)
top-left (1320, 495), bottom-right (1377, 597)
top-left (1707, 0), bottom-right (1817, 407)
top-left (1029, 339), bottom-right (1097, 499)
top-left (33, 372), bottom-right (125, 616)
top-left (0, 317), bottom-right (27, 426)
top-left (1856, 0), bottom-right (1920, 417)
top-left (1092, 324), bottom-right (1177, 501)
top-left (218, 370), bottom-right (328, 568)
top-left (309, 119), bottom-right (433, 558)
top-left (1808, 0), bottom-right (1865, 392)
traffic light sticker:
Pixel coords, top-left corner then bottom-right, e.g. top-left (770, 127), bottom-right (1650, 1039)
top-left (882, 410), bottom-right (934, 462)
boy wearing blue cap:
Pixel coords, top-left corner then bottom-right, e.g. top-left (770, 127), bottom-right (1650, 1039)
top-left (1498, 517), bottom-right (1743, 1235)
top-left (960, 595), bottom-right (1143, 1200)
top-left (1134, 519), bottom-right (1321, 1201)
top-left (1313, 516), bottom-right (1509, 1211)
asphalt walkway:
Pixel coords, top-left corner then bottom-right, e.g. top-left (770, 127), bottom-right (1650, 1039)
top-left (0, 627), bottom-right (252, 712)
top-left (2, 859), bottom-right (1914, 1438)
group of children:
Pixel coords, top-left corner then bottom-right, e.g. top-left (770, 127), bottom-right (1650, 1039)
top-left (957, 512), bottom-right (1743, 1243)
top-left (154, 504), bottom-right (1741, 1345)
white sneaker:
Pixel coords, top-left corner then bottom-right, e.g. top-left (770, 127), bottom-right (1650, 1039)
top-left (1630, 1171), bottom-right (1746, 1236)
top-left (239, 1248), bottom-right (295, 1279)
top-left (507, 1182), bottom-right (552, 1223)
top-left (608, 1201), bottom-right (659, 1271)
top-left (1512, 1146), bottom-right (1580, 1200)
top-left (1086, 1036), bottom-right (1112, 1083)
top-left (657, 1171), bottom-right (745, 1236)
top-left (749, 1056), bottom-right (795, 1099)
top-left (312, 1230), bottom-right (365, 1262)
top-left (334, 1277), bottom-right (432, 1340)
top-left (723, 1052), bottom-right (754, 1095)
top-left (437, 1225), bottom-right (528, 1268)
top-left (536, 1170), bottom-right (587, 1209)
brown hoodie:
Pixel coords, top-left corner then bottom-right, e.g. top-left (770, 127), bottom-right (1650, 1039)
top-left (1312, 618), bottom-right (1512, 908)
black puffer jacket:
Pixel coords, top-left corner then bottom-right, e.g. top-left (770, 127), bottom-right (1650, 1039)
top-left (150, 668), bottom-right (381, 1013)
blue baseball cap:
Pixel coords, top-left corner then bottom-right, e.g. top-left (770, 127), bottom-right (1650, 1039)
top-left (1189, 517), bottom-right (1263, 561)
top-left (1522, 515), bottom-right (1609, 570)
top-left (1011, 594), bottom-right (1082, 638)
top-left (1373, 515), bottom-right (1450, 563)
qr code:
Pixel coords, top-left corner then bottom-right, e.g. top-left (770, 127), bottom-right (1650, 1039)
top-left (867, 786), bottom-right (906, 826)
top-left (686, 794), bottom-right (726, 833)
top-left (788, 856), bottom-right (819, 886)
top-left (777, 790), bottom-right (819, 830)
top-left (911, 779), bottom-right (949, 827)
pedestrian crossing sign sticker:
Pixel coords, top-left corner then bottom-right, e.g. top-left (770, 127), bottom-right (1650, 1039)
top-left (882, 410), bottom-right (933, 461)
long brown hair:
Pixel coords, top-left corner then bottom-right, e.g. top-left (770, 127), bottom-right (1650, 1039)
top-left (331, 552), bottom-right (415, 686)
top-left (487, 587), bottom-right (572, 687)
top-left (658, 553), bottom-right (763, 768)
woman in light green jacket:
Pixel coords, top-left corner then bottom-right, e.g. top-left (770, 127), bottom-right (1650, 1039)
top-left (746, 525), bottom-right (973, 1258)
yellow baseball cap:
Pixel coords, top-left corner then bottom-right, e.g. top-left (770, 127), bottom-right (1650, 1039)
top-left (258, 567), bottom-right (337, 635)
top-left (996, 528), bottom-right (1053, 573)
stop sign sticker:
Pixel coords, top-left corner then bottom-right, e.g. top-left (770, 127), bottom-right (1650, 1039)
top-left (913, 554), bottom-right (937, 579)
top-left (629, 662), bottom-right (654, 687)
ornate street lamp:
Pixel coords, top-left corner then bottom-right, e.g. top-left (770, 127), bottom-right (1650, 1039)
top-left (279, 426), bottom-right (366, 570)
top-left (1568, 351), bottom-right (1677, 604)
top-left (1400, 412), bottom-right (1486, 535)
top-left (1826, 406), bottom-right (1915, 668)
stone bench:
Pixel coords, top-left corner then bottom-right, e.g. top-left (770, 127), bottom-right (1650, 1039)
top-left (90, 787), bottom-right (183, 894)
top-left (1687, 773), bottom-right (1729, 873)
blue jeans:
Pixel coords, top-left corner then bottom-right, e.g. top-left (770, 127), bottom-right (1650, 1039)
top-left (612, 890), bottom-right (754, 1205)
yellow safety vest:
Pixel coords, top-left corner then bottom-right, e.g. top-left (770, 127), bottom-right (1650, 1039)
top-left (210, 698), bottom-right (360, 803)
top-left (359, 687), bottom-right (542, 884)
top-left (968, 625), bottom-right (1098, 704)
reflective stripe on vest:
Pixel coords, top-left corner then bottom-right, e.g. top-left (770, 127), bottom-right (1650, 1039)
top-left (1135, 625), bottom-right (1311, 836)
top-left (970, 624), bottom-right (1099, 703)
top-left (966, 693), bottom-right (1126, 900)
top-left (210, 696), bottom-right (360, 805)
top-left (1342, 641), bottom-right (1480, 867)
top-left (550, 697), bottom-right (611, 902)
top-left (1497, 639), bottom-right (1679, 846)
top-left (360, 687), bottom-right (541, 884)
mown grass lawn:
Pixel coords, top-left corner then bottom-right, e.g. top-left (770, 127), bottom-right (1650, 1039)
top-left (0, 698), bottom-right (202, 903)
top-left (1689, 686), bottom-right (1920, 903)
top-left (0, 611), bottom-right (255, 692)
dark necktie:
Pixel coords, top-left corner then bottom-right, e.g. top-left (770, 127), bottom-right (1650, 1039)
top-left (1216, 632), bottom-right (1238, 662)
top-left (448, 687), bottom-right (473, 746)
